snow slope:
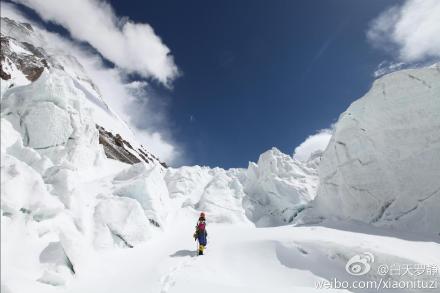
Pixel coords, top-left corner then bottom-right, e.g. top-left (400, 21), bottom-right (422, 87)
top-left (304, 64), bottom-right (440, 237)
top-left (5, 211), bottom-right (440, 293)
top-left (69, 222), bottom-right (438, 293)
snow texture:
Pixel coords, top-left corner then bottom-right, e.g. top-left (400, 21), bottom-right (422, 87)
top-left (307, 65), bottom-right (440, 236)
top-left (243, 148), bottom-right (319, 226)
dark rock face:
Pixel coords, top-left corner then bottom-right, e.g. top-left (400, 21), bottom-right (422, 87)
top-left (0, 63), bottom-right (11, 80)
top-left (0, 33), bottom-right (49, 82)
top-left (97, 125), bottom-right (167, 167)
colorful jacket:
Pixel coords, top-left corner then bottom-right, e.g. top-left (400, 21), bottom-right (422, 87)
top-left (195, 219), bottom-right (208, 245)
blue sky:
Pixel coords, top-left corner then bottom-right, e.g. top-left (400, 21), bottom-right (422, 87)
top-left (107, 0), bottom-right (400, 168)
top-left (5, 0), bottom-right (439, 168)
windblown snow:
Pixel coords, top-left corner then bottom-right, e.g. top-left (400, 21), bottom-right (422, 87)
top-left (1, 16), bottom-right (439, 293)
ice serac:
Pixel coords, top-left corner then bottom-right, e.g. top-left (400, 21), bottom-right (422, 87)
top-left (195, 168), bottom-right (250, 224)
top-left (93, 197), bottom-right (152, 249)
top-left (113, 163), bottom-right (170, 227)
top-left (164, 166), bottom-right (252, 225)
top-left (163, 148), bottom-right (321, 227)
top-left (0, 17), bottom-right (161, 290)
top-left (310, 65), bottom-right (440, 236)
top-left (243, 148), bottom-right (319, 226)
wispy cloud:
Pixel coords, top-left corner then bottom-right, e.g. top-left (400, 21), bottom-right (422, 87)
top-left (293, 129), bottom-right (333, 161)
top-left (299, 18), bottom-right (350, 82)
top-left (12, 0), bottom-right (179, 85)
top-left (367, 0), bottom-right (440, 63)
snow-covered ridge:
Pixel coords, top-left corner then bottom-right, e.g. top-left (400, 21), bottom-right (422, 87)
top-left (0, 17), bottom-right (165, 167)
top-left (302, 64), bottom-right (440, 237)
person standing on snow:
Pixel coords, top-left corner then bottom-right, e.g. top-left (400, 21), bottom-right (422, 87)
top-left (194, 212), bottom-right (208, 255)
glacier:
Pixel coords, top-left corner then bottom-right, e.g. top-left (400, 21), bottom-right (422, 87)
top-left (1, 16), bottom-right (321, 291)
top-left (304, 64), bottom-right (440, 236)
top-left (1, 15), bottom-right (439, 293)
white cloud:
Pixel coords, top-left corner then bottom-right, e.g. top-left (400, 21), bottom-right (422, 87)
top-left (1, 2), bottom-right (182, 164)
top-left (12, 0), bottom-right (179, 85)
top-left (135, 130), bottom-right (178, 164)
top-left (293, 129), bottom-right (332, 161)
top-left (367, 0), bottom-right (440, 62)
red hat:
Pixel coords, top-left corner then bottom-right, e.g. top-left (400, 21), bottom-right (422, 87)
top-left (200, 212), bottom-right (205, 218)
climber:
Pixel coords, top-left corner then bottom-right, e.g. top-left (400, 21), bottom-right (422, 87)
top-left (193, 212), bottom-right (208, 255)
